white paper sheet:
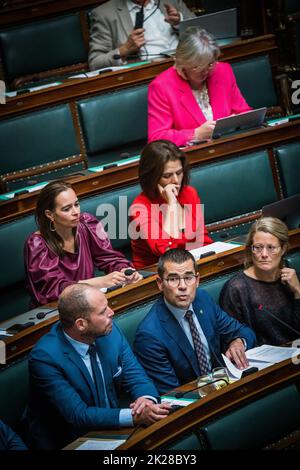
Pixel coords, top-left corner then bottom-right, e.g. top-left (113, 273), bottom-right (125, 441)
top-left (161, 396), bottom-right (196, 406)
top-left (76, 439), bottom-right (126, 450)
top-left (190, 241), bottom-right (242, 260)
top-left (245, 344), bottom-right (300, 363)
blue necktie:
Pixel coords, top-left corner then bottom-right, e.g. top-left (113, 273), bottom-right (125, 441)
top-left (185, 310), bottom-right (210, 375)
top-left (88, 344), bottom-right (108, 408)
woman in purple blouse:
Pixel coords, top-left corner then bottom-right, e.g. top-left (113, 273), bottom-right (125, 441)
top-left (24, 180), bottom-right (140, 306)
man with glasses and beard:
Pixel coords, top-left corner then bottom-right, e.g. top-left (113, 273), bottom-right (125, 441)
top-left (134, 249), bottom-right (256, 394)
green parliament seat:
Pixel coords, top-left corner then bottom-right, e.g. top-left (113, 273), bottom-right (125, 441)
top-left (76, 84), bottom-right (148, 167)
top-left (231, 55), bottom-right (278, 110)
top-left (200, 384), bottom-right (300, 449)
top-left (201, 272), bottom-right (238, 303)
top-left (0, 13), bottom-right (87, 88)
top-left (190, 150), bottom-right (278, 239)
top-left (165, 432), bottom-right (204, 450)
top-left (286, 250), bottom-right (300, 276)
top-left (274, 141), bottom-right (300, 197)
top-left (115, 300), bottom-right (156, 348)
top-left (0, 357), bottom-right (29, 429)
top-left (0, 215), bottom-right (36, 321)
top-left (0, 104), bottom-right (86, 192)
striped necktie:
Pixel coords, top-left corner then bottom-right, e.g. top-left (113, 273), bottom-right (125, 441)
top-left (185, 310), bottom-right (210, 375)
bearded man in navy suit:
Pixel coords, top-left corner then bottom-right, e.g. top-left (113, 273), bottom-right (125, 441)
top-left (26, 284), bottom-right (170, 449)
top-left (134, 249), bottom-right (256, 394)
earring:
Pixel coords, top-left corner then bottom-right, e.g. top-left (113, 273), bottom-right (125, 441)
top-left (49, 220), bottom-right (56, 232)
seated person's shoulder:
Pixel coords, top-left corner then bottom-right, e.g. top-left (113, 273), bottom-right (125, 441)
top-left (91, 0), bottom-right (118, 17)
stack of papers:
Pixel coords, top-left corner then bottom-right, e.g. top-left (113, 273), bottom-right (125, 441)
top-left (223, 344), bottom-right (300, 380)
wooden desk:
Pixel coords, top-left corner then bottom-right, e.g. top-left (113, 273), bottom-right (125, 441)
top-left (1, 118), bottom-right (300, 223)
top-left (0, 35), bottom-right (277, 120)
top-left (2, 228), bottom-right (300, 363)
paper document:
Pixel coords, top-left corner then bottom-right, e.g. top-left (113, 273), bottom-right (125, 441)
top-left (190, 241), bottom-right (242, 260)
top-left (76, 439), bottom-right (126, 450)
top-left (222, 344), bottom-right (299, 379)
top-left (0, 182), bottom-right (49, 200)
top-left (162, 396), bottom-right (196, 406)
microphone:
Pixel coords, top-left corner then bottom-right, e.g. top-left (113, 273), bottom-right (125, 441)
top-left (106, 268), bottom-right (138, 292)
top-left (124, 268), bottom-right (136, 276)
top-left (113, 52), bottom-right (170, 60)
top-left (134, 7), bottom-right (144, 29)
top-left (174, 378), bottom-right (229, 399)
top-left (257, 304), bottom-right (300, 336)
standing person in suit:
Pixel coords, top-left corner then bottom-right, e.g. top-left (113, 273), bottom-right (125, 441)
top-left (134, 249), bottom-right (256, 394)
top-left (25, 284), bottom-right (170, 449)
top-left (130, 139), bottom-right (213, 269)
top-left (88, 0), bottom-right (194, 70)
top-left (148, 27), bottom-right (251, 146)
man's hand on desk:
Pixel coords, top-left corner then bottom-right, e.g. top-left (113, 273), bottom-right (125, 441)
top-left (225, 338), bottom-right (249, 370)
top-left (130, 397), bottom-right (171, 426)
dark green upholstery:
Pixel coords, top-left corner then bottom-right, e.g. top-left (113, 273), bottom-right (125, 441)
top-left (202, 0), bottom-right (238, 13)
top-left (232, 55), bottom-right (278, 109)
top-left (0, 215), bottom-right (35, 321)
top-left (0, 13), bottom-right (87, 83)
top-left (190, 150), bottom-right (278, 237)
top-left (165, 432), bottom-right (204, 450)
top-left (115, 300), bottom-right (156, 348)
top-left (0, 357), bottom-right (29, 428)
top-left (201, 272), bottom-right (238, 303)
top-left (200, 384), bottom-right (300, 449)
top-left (80, 183), bottom-right (141, 258)
top-left (286, 250), bottom-right (300, 276)
top-left (274, 142), bottom-right (300, 197)
top-left (0, 104), bottom-right (85, 191)
top-left (77, 85), bottom-right (148, 166)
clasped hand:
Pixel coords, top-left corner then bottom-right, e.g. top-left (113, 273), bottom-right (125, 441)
top-left (130, 397), bottom-right (171, 426)
top-left (281, 267), bottom-right (300, 298)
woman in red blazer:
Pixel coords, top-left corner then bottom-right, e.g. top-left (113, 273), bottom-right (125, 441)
top-left (130, 140), bottom-right (213, 268)
top-left (148, 28), bottom-right (251, 147)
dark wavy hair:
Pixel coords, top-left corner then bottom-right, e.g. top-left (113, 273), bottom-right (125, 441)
top-left (35, 180), bottom-right (75, 257)
top-left (139, 140), bottom-right (190, 200)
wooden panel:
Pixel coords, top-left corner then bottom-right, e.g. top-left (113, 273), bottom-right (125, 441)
top-left (1, 118), bottom-right (299, 222)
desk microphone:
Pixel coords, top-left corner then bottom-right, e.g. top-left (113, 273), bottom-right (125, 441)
top-left (174, 378), bottom-right (229, 399)
top-left (105, 268), bottom-right (137, 292)
top-left (257, 304), bottom-right (300, 336)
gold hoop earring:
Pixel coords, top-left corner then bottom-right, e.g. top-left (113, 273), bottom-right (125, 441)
top-left (49, 220), bottom-right (56, 232)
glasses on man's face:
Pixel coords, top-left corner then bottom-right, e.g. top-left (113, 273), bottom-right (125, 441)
top-left (162, 274), bottom-right (198, 288)
top-left (251, 244), bottom-right (282, 255)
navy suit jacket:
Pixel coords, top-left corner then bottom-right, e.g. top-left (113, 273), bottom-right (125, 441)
top-left (0, 420), bottom-right (27, 450)
top-left (134, 288), bottom-right (256, 394)
top-left (25, 322), bottom-right (158, 449)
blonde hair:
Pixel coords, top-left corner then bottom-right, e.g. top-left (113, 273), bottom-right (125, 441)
top-left (175, 27), bottom-right (220, 71)
top-left (244, 217), bottom-right (289, 268)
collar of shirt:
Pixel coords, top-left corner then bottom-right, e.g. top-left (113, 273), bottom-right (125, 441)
top-left (127, 0), bottom-right (156, 14)
top-left (63, 330), bottom-right (90, 358)
top-left (164, 297), bottom-right (194, 324)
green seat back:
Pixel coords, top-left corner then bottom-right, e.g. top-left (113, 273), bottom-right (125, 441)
top-left (286, 250), bottom-right (300, 276)
top-left (77, 85), bottom-right (148, 166)
top-left (0, 216), bottom-right (35, 321)
top-left (80, 183), bottom-right (141, 257)
top-left (231, 55), bottom-right (278, 109)
top-left (274, 142), bottom-right (300, 197)
top-left (0, 13), bottom-right (87, 82)
top-left (201, 272), bottom-right (237, 303)
top-left (201, 384), bottom-right (300, 449)
top-left (115, 300), bottom-right (156, 348)
top-left (0, 104), bottom-right (81, 177)
top-left (190, 150), bottom-right (278, 225)
top-left (202, 0), bottom-right (238, 13)
top-left (0, 357), bottom-right (29, 428)
top-left (165, 432), bottom-right (204, 450)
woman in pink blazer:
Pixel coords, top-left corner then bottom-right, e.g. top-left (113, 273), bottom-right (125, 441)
top-left (148, 28), bottom-right (251, 147)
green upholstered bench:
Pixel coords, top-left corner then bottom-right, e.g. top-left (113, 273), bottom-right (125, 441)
top-left (231, 55), bottom-right (278, 110)
top-left (199, 384), bottom-right (300, 449)
top-left (76, 84), bottom-right (148, 167)
top-left (190, 150), bottom-right (278, 240)
top-left (200, 272), bottom-right (238, 303)
top-left (0, 13), bottom-right (87, 88)
top-left (0, 104), bottom-right (86, 192)
top-left (286, 250), bottom-right (300, 276)
top-left (274, 141), bottom-right (300, 197)
top-left (0, 357), bottom-right (29, 430)
top-left (165, 432), bottom-right (204, 450)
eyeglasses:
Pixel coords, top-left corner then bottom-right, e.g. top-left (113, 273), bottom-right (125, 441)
top-left (162, 274), bottom-right (198, 287)
top-left (251, 244), bottom-right (282, 255)
top-left (189, 62), bottom-right (215, 73)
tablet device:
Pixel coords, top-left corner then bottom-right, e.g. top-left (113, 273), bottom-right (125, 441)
top-left (212, 107), bottom-right (267, 139)
top-left (179, 8), bottom-right (237, 39)
top-left (262, 193), bottom-right (300, 229)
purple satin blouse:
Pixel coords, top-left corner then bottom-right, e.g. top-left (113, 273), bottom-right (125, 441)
top-left (24, 212), bottom-right (131, 306)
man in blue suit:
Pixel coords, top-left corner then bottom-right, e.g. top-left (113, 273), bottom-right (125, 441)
top-left (0, 420), bottom-right (27, 450)
top-left (26, 284), bottom-right (170, 449)
top-left (134, 249), bottom-right (256, 394)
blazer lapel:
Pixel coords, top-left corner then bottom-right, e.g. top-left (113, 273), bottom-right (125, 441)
top-left (207, 65), bottom-right (226, 120)
top-left (179, 79), bottom-right (207, 126)
top-left (159, 299), bottom-right (201, 376)
top-left (116, 0), bottom-right (134, 36)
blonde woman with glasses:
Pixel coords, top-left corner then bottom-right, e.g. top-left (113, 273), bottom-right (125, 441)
top-left (220, 217), bottom-right (300, 346)
top-left (148, 27), bottom-right (251, 147)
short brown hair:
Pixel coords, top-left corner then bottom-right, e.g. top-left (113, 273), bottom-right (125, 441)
top-left (139, 140), bottom-right (189, 200)
top-left (244, 217), bottom-right (289, 268)
top-left (158, 248), bottom-right (198, 278)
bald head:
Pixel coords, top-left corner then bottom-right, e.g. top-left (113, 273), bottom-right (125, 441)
top-left (58, 283), bottom-right (105, 330)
